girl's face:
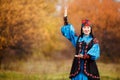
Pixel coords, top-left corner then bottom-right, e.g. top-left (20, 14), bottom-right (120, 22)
top-left (82, 26), bottom-right (91, 35)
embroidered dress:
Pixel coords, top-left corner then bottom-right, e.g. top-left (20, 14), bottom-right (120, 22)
top-left (61, 24), bottom-right (100, 80)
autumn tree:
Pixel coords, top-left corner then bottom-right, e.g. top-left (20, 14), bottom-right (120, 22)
top-left (0, 0), bottom-right (63, 69)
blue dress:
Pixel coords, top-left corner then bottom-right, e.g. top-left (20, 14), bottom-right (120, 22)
top-left (61, 24), bottom-right (100, 80)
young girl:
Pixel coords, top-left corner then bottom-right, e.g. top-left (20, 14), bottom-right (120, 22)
top-left (61, 10), bottom-right (100, 80)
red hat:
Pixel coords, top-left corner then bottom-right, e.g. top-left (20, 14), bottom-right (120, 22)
top-left (81, 19), bottom-right (91, 27)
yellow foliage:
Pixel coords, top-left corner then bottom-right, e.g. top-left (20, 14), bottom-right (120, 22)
top-left (0, 0), bottom-right (62, 61)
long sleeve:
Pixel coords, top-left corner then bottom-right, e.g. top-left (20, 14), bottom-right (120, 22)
top-left (61, 24), bottom-right (78, 47)
top-left (87, 44), bottom-right (100, 60)
top-left (64, 16), bottom-right (68, 25)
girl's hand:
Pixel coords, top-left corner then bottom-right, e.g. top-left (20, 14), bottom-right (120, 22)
top-left (75, 54), bottom-right (83, 58)
top-left (64, 7), bottom-right (67, 17)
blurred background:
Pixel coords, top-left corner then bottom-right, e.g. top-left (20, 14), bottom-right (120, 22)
top-left (0, 0), bottom-right (120, 80)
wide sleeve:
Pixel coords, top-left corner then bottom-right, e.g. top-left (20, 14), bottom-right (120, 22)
top-left (61, 24), bottom-right (78, 47)
top-left (87, 44), bottom-right (100, 60)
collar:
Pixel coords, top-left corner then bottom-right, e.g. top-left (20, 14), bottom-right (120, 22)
top-left (83, 34), bottom-right (91, 38)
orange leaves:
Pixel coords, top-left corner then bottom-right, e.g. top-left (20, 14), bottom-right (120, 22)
top-left (68, 0), bottom-right (120, 33)
top-left (0, 0), bottom-right (59, 62)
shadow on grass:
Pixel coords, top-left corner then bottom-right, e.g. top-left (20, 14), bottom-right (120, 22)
top-left (102, 76), bottom-right (120, 80)
top-left (1, 71), bottom-right (120, 80)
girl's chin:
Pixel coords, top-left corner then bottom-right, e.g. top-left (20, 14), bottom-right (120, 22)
top-left (84, 33), bottom-right (90, 35)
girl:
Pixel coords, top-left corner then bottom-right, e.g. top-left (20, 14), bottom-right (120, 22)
top-left (61, 10), bottom-right (100, 80)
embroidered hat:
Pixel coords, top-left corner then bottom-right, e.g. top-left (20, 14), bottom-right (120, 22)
top-left (81, 19), bottom-right (91, 27)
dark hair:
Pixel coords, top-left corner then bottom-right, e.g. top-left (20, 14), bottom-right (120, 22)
top-left (80, 27), bottom-right (94, 38)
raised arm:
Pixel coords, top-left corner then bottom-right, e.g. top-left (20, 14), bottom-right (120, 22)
top-left (61, 8), bottom-right (78, 47)
top-left (64, 7), bottom-right (68, 25)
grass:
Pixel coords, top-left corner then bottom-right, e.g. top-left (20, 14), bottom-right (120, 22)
top-left (0, 60), bottom-right (120, 80)
top-left (0, 71), bottom-right (40, 80)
